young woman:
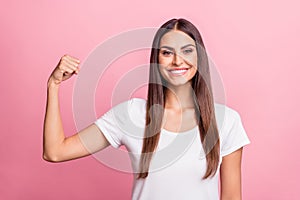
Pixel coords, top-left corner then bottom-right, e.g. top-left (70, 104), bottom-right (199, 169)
top-left (43, 18), bottom-right (250, 200)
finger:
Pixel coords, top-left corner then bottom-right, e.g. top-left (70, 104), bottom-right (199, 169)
top-left (65, 63), bottom-right (79, 74)
top-left (60, 55), bottom-right (80, 74)
top-left (61, 56), bottom-right (79, 67)
top-left (64, 54), bottom-right (80, 64)
top-left (60, 67), bottom-right (74, 74)
top-left (58, 61), bottom-right (76, 74)
top-left (59, 59), bottom-right (79, 73)
top-left (62, 72), bottom-right (73, 81)
top-left (59, 67), bottom-right (78, 76)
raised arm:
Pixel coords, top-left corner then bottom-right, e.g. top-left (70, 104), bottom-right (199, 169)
top-left (43, 55), bottom-right (109, 162)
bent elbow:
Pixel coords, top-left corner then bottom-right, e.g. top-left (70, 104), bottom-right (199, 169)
top-left (42, 152), bottom-right (62, 163)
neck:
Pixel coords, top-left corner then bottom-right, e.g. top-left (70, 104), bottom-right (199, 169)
top-left (165, 82), bottom-right (195, 110)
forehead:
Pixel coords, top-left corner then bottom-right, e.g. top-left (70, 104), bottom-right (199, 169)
top-left (159, 30), bottom-right (195, 48)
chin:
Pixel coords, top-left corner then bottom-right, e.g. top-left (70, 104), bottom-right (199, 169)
top-left (165, 79), bottom-right (193, 88)
top-left (163, 76), bottom-right (193, 87)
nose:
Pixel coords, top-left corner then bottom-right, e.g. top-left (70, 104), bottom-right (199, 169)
top-left (172, 53), bottom-right (183, 66)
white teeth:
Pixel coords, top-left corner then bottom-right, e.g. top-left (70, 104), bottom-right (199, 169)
top-left (170, 69), bottom-right (187, 74)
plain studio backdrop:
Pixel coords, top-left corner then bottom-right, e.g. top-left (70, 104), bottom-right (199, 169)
top-left (0, 0), bottom-right (299, 199)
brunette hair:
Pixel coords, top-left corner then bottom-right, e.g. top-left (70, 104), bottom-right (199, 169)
top-left (138, 18), bottom-right (220, 179)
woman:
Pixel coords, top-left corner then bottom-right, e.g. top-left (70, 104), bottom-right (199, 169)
top-left (43, 18), bottom-right (250, 199)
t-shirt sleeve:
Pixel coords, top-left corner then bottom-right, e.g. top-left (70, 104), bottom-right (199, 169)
top-left (93, 98), bottom-right (145, 149)
top-left (94, 100), bottom-right (133, 148)
top-left (94, 107), bottom-right (123, 148)
top-left (220, 108), bottom-right (251, 157)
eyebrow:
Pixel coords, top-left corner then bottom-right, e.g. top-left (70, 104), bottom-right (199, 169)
top-left (159, 44), bottom-right (196, 50)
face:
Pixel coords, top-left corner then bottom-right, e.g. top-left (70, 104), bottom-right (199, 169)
top-left (158, 30), bottom-right (198, 87)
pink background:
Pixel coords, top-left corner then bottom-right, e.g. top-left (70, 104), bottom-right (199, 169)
top-left (1, 0), bottom-right (299, 199)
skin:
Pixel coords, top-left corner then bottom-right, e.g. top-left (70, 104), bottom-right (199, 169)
top-left (43, 55), bottom-right (109, 162)
top-left (160, 30), bottom-right (244, 200)
top-left (158, 30), bottom-right (198, 132)
top-left (43, 31), bottom-right (244, 200)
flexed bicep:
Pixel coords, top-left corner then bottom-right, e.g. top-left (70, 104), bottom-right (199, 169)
top-left (44, 124), bottom-right (110, 162)
top-left (76, 124), bottom-right (110, 154)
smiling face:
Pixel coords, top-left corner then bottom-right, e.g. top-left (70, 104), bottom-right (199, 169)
top-left (158, 30), bottom-right (198, 87)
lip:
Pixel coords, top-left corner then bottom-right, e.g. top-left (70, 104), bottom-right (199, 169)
top-left (168, 68), bottom-right (189, 76)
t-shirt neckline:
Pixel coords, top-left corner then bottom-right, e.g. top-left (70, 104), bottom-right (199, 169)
top-left (161, 126), bottom-right (198, 135)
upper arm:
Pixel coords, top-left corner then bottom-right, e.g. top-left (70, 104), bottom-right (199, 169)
top-left (220, 147), bottom-right (243, 200)
top-left (53, 124), bottom-right (110, 162)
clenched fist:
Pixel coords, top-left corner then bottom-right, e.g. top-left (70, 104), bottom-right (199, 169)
top-left (48, 55), bottom-right (80, 85)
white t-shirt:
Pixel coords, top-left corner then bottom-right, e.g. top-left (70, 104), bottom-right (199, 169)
top-left (94, 98), bottom-right (250, 200)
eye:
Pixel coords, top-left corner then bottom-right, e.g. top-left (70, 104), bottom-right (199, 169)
top-left (182, 48), bottom-right (194, 55)
top-left (160, 50), bottom-right (174, 57)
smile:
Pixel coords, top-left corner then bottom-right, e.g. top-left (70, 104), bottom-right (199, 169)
top-left (168, 68), bottom-right (189, 76)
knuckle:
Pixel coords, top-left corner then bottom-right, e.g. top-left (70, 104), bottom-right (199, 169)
top-left (61, 59), bottom-right (67, 65)
top-left (61, 55), bottom-right (68, 61)
top-left (58, 65), bottom-right (65, 71)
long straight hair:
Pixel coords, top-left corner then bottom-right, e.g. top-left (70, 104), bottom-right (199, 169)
top-left (138, 18), bottom-right (220, 179)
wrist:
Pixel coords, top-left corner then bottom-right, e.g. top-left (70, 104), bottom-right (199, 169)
top-left (47, 77), bottom-right (60, 89)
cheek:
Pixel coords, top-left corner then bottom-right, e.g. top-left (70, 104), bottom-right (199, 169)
top-left (158, 65), bottom-right (168, 81)
top-left (190, 67), bottom-right (197, 77)
top-left (187, 55), bottom-right (197, 67)
top-left (158, 55), bottom-right (172, 66)
top-left (181, 53), bottom-right (197, 67)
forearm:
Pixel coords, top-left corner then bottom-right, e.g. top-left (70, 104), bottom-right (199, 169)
top-left (43, 79), bottom-right (65, 161)
top-left (220, 194), bottom-right (241, 200)
top-left (220, 148), bottom-right (243, 200)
